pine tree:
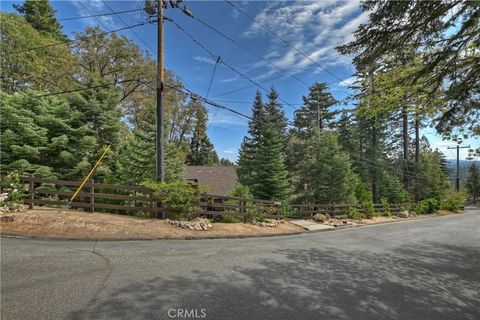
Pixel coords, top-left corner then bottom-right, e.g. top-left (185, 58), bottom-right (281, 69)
top-left (116, 104), bottom-right (185, 184)
top-left (466, 163), bottom-right (480, 205)
top-left (297, 133), bottom-right (357, 204)
top-left (291, 82), bottom-right (338, 138)
top-left (252, 118), bottom-right (289, 200)
top-left (379, 171), bottom-right (409, 203)
top-left (245, 89), bottom-right (290, 200)
top-left (236, 91), bottom-right (265, 186)
top-left (14, 0), bottom-right (65, 39)
top-left (186, 104), bottom-right (218, 165)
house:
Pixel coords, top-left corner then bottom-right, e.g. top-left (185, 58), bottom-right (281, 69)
top-left (185, 166), bottom-right (238, 196)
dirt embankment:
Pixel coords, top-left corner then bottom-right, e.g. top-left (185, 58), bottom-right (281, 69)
top-left (0, 207), bottom-right (305, 240)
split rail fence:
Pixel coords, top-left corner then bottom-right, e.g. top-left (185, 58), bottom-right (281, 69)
top-left (2, 175), bottom-right (410, 219)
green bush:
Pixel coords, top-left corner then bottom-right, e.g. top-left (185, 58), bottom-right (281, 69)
top-left (229, 184), bottom-right (253, 199)
top-left (221, 214), bottom-right (242, 223)
top-left (441, 191), bottom-right (467, 211)
top-left (347, 207), bottom-right (363, 220)
top-left (143, 180), bottom-right (200, 220)
top-left (364, 200), bottom-right (375, 219)
top-left (415, 198), bottom-right (440, 214)
top-left (381, 197), bottom-right (392, 217)
top-left (0, 171), bottom-right (28, 210)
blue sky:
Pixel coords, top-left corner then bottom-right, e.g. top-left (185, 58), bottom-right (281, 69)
top-left (1, 0), bottom-right (477, 161)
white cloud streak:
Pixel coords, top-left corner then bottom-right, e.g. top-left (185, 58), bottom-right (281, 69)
top-left (242, 1), bottom-right (369, 77)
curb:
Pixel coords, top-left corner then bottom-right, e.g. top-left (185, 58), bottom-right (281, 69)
top-left (0, 230), bottom-right (308, 242)
top-left (0, 211), bottom-right (465, 242)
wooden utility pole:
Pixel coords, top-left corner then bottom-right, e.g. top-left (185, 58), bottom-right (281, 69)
top-left (447, 144), bottom-right (470, 191)
top-left (156, 0), bottom-right (165, 182)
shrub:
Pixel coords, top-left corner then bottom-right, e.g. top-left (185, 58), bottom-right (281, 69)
top-left (441, 191), bottom-right (467, 211)
top-left (347, 207), bottom-right (363, 220)
top-left (229, 184), bottom-right (253, 199)
top-left (143, 180), bottom-right (200, 220)
top-left (381, 197), bottom-right (392, 217)
top-left (364, 200), bottom-right (375, 219)
top-left (0, 171), bottom-right (28, 210)
top-left (415, 198), bottom-right (440, 214)
top-left (221, 214), bottom-right (242, 223)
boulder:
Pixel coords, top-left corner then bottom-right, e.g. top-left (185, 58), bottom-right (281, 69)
top-left (397, 211), bottom-right (409, 218)
top-left (313, 213), bottom-right (327, 222)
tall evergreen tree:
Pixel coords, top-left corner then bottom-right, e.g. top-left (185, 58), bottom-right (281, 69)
top-left (186, 103), bottom-right (218, 165)
top-left (466, 163), bottom-right (480, 205)
top-left (291, 82), bottom-right (338, 138)
top-left (251, 99), bottom-right (289, 200)
top-left (14, 0), bottom-right (65, 39)
top-left (236, 91), bottom-right (265, 186)
top-left (116, 103), bottom-right (185, 184)
top-left (295, 133), bottom-right (357, 204)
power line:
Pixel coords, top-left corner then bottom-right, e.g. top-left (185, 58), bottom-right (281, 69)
top-left (78, 1), bottom-right (110, 30)
top-left (5, 22), bottom-right (148, 55)
top-left (224, 0), bottom-right (351, 88)
top-left (190, 14), bottom-right (309, 87)
top-left (58, 8), bottom-right (143, 21)
top-left (212, 73), bottom-right (286, 98)
top-left (206, 56), bottom-right (221, 99)
top-left (163, 84), bottom-right (252, 120)
top-left (167, 18), bottom-right (298, 110)
top-left (36, 79), bottom-right (143, 97)
top-left (101, 1), bottom-right (157, 55)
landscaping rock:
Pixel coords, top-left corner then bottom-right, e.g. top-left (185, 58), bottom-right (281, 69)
top-left (166, 218), bottom-right (213, 231)
top-left (313, 213), bottom-right (327, 222)
top-left (397, 211), bottom-right (409, 218)
top-left (0, 216), bottom-right (14, 222)
top-left (250, 218), bottom-right (282, 228)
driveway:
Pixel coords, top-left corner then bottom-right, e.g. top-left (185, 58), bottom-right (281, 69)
top-left (1, 209), bottom-right (479, 320)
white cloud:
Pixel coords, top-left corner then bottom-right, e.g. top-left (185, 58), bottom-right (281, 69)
top-left (242, 1), bottom-right (368, 77)
top-left (339, 76), bottom-right (357, 87)
top-left (207, 109), bottom-right (248, 128)
top-left (70, 0), bottom-right (120, 29)
top-left (223, 148), bottom-right (238, 155)
top-left (193, 56), bottom-right (217, 65)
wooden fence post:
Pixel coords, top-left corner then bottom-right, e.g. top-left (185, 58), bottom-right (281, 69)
top-left (90, 179), bottom-right (95, 213)
top-left (28, 174), bottom-right (34, 209)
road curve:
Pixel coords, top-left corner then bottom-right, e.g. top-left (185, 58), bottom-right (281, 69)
top-left (2, 210), bottom-right (479, 320)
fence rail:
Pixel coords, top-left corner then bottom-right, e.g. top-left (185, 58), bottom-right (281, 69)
top-left (2, 175), bottom-right (415, 220)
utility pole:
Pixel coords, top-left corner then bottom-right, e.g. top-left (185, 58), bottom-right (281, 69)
top-left (447, 144), bottom-right (470, 191)
top-left (156, 0), bottom-right (165, 182)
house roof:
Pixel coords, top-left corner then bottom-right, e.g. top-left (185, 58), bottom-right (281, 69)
top-left (185, 166), bottom-right (238, 196)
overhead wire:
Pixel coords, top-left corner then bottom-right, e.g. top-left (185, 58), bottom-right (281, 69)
top-left (167, 18), bottom-right (299, 110)
top-left (225, 0), bottom-right (356, 90)
top-left (190, 14), bottom-right (309, 87)
top-left (58, 8), bottom-right (143, 21)
top-left (101, 1), bottom-right (157, 55)
top-left (4, 22), bottom-right (149, 55)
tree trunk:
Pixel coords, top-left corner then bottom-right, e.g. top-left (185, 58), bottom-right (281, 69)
top-left (414, 113), bottom-right (420, 201)
top-left (402, 106), bottom-right (409, 187)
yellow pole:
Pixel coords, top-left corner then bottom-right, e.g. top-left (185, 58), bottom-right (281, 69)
top-left (69, 145), bottom-right (111, 203)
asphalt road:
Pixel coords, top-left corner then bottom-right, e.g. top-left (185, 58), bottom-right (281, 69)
top-left (1, 210), bottom-right (479, 320)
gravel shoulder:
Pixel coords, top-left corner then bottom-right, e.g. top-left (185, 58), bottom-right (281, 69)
top-left (0, 207), bottom-right (305, 239)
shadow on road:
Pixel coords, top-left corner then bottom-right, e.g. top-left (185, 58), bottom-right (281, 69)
top-left (72, 243), bottom-right (480, 320)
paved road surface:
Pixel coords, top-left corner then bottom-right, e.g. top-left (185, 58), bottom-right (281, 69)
top-left (2, 210), bottom-right (479, 320)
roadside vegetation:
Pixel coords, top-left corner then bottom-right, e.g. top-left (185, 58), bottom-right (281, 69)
top-left (1, 1), bottom-right (477, 223)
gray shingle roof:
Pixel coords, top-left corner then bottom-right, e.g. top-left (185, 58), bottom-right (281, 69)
top-left (185, 166), bottom-right (238, 196)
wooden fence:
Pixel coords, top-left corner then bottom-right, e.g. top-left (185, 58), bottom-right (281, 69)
top-left (3, 175), bottom-right (283, 219)
top-left (2, 176), bottom-right (410, 220)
